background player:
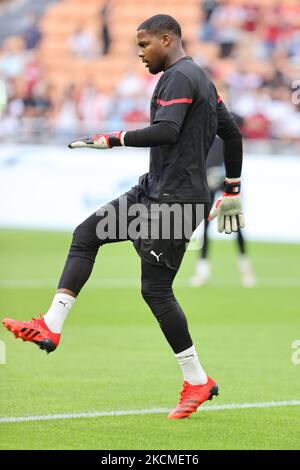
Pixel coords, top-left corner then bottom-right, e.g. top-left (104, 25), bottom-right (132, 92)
top-left (191, 134), bottom-right (256, 287)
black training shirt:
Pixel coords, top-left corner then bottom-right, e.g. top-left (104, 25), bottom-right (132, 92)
top-left (134, 56), bottom-right (241, 202)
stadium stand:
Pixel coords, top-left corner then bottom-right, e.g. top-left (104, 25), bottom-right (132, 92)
top-left (0, 0), bottom-right (300, 150)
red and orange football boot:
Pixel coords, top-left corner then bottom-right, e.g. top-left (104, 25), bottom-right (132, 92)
top-left (2, 316), bottom-right (60, 353)
top-left (168, 376), bottom-right (219, 419)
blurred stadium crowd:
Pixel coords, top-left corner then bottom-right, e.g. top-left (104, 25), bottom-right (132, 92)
top-left (0, 0), bottom-right (300, 151)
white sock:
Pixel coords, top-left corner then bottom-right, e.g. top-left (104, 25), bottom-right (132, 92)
top-left (175, 345), bottom-right (208, 385)
top-left (43, 293), bottom-right (76, 333)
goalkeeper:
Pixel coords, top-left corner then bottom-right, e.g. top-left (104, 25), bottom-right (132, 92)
top-left (3, 14), bottom-right (244, 420)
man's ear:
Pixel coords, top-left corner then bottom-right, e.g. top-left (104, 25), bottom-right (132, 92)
top-left (161, 34), bottom-right (171, 47)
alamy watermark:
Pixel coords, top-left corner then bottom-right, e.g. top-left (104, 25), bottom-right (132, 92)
top-left (291, 80), bottom-right (300, 105)
top-left (95, 196), bottom-right (205, 243)
top-left (291, 340), bottom-right (300, 365)
top-left (0, 340), bottom-right (6, 365)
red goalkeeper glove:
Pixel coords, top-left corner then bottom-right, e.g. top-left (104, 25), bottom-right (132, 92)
top-left (208, 177), bottom-right (245, 234)
top-left (68, 131), bottom-right (126, 149)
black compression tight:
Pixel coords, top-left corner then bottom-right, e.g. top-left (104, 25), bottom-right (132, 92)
top-left (141, 260), bottom-right (193, 354)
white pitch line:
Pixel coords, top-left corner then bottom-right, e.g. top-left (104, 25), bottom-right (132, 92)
top-left (1, 279), bottom-right (300, 288)
top-left (0, 279), bottom-right (140, 288)
top-left (1, 400), bottom-right (300, 424)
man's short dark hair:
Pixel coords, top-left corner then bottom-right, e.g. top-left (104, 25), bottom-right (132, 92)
top-left (137, 14), bottom-right (181, 38)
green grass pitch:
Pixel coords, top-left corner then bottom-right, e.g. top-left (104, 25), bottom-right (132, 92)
top-left (0, 229), bottom-right (299, 450)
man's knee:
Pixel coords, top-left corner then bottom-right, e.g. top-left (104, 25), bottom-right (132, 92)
top-left (70, 222), bottom-right (100, 257)
top-left (141, 279), bottom-right (155, 306)
top-left (141, 276), bottom-right (174, 308)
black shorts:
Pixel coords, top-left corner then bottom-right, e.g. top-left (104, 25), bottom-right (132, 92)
top-left (95, 186), bottom-right (205, 271)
